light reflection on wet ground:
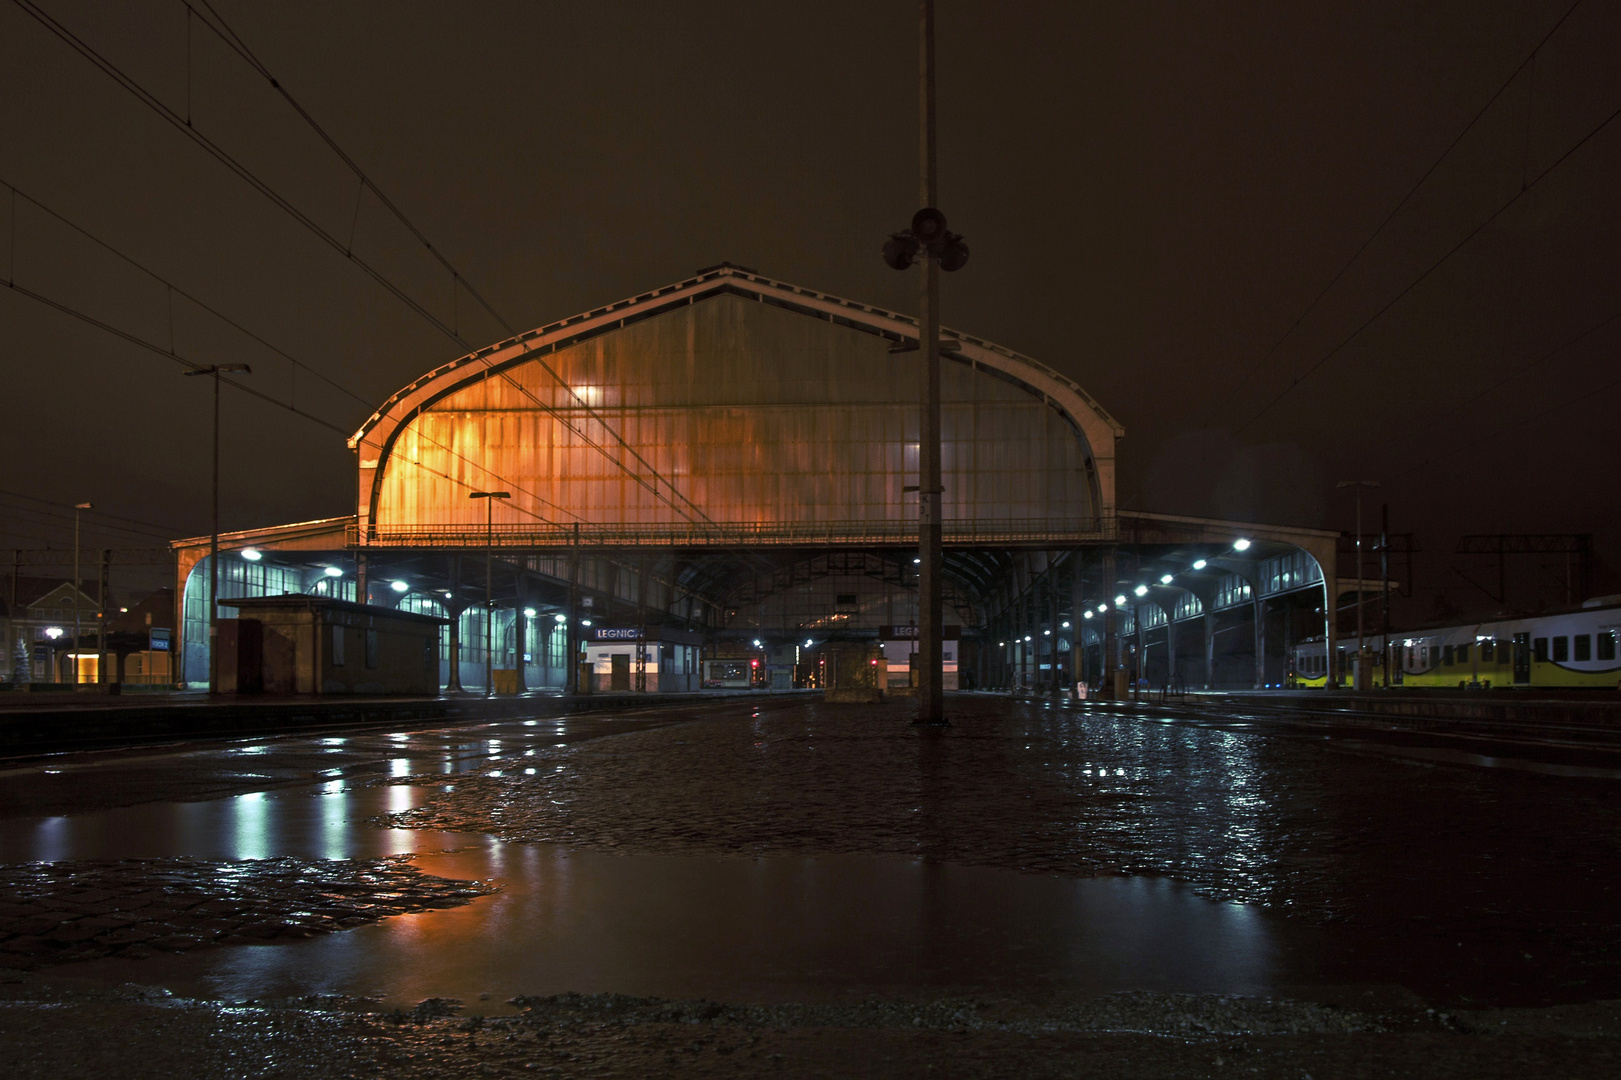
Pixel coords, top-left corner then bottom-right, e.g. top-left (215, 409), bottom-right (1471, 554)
top-left (4, 695), bottom-right (1619, 1010)
top-left (67, 846), bottom-right (1286, 1011)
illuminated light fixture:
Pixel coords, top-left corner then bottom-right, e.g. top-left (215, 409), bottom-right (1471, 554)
top-left (1043, 629), bottom-right (1051, 636)
top-left (1083, 611), bottom-right (1094, 620)
top-left (443, 591), bottom-right (453, 598)
top-left (1192, 559), bottom-right (1207, 570)
top-left (240, 548), bottom-right (262, 561)
top-left (1097, 604), bottom-right (1108, 613)
top-left (1061, 621), bottom-right (1070, 628)
top-left (1024, 635), bottom-right (1032, 642)
top-left (1160, 574), bottom-right (1173, 585)
top-left (998, 641), bottom-right (1005, 647)
top-left (913, 557), bottom-right (921, 564)
top-left (45, 627), bottom-right (63, 639)
top-left (390, 580), bottom-right (409, 593)
top-left (581, 619), bottom-right (593, 627)
top-left (1233, 538), bottom-right (1252, 551)
top-left (752, 639), bottom-right (762, 648)
top-left (523, 608), bottom-right (537, 618)
top-left (1114, 595), bottom-right (1127, 606)
top-left (554, 614), bottom-right (567, 624)
top-left (1134, 585), bottom-right (1148, 597)
top-left (324, 566), bottom-right (344, 577)
top-left (804, 639), bottom-right (813, 647)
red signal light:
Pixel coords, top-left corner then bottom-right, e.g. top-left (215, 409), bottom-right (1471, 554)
top-left (750, 659), bottom-right (758, 667)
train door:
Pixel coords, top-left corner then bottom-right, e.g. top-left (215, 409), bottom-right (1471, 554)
top-left (1512, 632), bottom-right (1530, 685)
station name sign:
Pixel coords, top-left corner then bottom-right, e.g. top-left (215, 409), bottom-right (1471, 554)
top-left (591, 627), bottom-right (644, 641)
top-left (879, 625), bottom-right (961, 641)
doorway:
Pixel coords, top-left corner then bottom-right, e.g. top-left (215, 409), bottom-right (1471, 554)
top-left (1512, 632), bottom-right (1530, 685)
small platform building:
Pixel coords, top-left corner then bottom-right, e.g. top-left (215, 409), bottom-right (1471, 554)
top-left (218, 595), bottom-right (444, 695)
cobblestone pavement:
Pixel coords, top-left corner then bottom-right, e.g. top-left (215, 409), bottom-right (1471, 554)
top-left (0, 856), bottom-right (496, 968)
top-left (380, 695), bottom-right (1621, 1003)
top-left (0, 972), bottom-right (1617, 1079)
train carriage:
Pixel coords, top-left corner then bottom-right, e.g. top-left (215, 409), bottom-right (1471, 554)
top-left (1288, 597), bottom-right (1621, 690)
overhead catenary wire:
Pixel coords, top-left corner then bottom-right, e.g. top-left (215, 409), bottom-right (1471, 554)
top-left (11, 0), bottom-right (715, 529)
top-left (0, 498), bottom-right (176, 543)
top-left (1233, 94), bottom-right (1621, 436)
top-left (184, 0), bottom-right (718, 529)
top-left (1207, 1), bottom-right (1585, 427)
top-left (0, 176), bottom-right (581, 527)
top-left (0, 486), bottom-right (181, 537)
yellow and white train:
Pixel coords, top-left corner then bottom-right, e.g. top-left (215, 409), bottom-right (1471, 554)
top-left (1289, 596), bottom-right (1621, 689)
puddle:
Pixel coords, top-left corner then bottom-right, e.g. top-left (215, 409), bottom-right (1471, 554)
top-left (57, 844), bottom-right (1286, 1011)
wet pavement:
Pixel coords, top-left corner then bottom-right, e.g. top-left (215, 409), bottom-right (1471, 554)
top-left (1, 693), bottom-right (1619, 1075)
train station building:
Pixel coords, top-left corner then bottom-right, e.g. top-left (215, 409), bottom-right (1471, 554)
top-left (171, 265), bottom-right (1353, 694)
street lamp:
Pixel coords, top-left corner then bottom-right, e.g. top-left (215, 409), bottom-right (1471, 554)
top-left (469, 490), bottom-right (510, 696)
top-left (72, 501), bottom-right (90, 684)
top-left (1337, 479), bottom-right (1381, 690)
top-left (183, 363), bottom-right (251, 693)
top-left (881, 0), bottom-right (969, 727)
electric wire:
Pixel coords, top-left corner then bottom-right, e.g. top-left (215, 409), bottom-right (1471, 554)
top-left (1233, 94), bottom-right (1621, 435)
top-left (1209, 0), bottom-right (1584, 424)
top-left (0, 486), bottom-right (181, 537)
top-left (1396, 364), bottom-right (1621, 480)
top-left (186, 0), bottom-right (718, 529)
top-left (11, 0), bottom-right (714, 529)
top-left (0, 176), bottom-right (580, 527)
top-left (0, 499), bottom-right (175, 543)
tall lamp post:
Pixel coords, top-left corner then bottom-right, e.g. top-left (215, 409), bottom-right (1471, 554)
top-left (183, 364), bottom-right (251, 693)
top-left (882, 0), bottom-right (969, 726)
top-left (470, 491), bottom-right (510, 696)
top-left (72, 501), bottom-right (91, 683)
top-left (1337, 479), bottom-right (1380, 691)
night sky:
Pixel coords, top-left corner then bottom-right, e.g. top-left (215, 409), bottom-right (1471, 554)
top-left (2, 1), bottom-right (1616, 617)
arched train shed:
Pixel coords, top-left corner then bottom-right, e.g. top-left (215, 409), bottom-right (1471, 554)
top-left (173, 266), bottom-right (1346, 693)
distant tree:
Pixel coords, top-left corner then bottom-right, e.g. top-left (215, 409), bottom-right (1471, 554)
top-left (12, 636), bottom-right (31, 685)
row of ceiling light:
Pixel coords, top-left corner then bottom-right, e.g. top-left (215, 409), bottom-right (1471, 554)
top-left (1001, 539), bottom-right (1252, 644)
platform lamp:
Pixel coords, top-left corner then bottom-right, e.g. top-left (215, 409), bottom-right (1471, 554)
top-left (881, 0), bottom-right (970, 726)
top-left (470, 491), bottom-right (511, 696)
top-left (1337, 479), bottom-right (1380, 691)
top-left (182, 363), bottom-right (251, 694)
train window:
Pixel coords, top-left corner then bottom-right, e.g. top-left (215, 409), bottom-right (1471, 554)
top-left (1457, 643), bottom-right (1469, 665)
top-left (1574, 634), bottom-right (1591, 662)
top-left (1553, 636), bottom-right (1569, 662)
top-left (1534, 637), bottom-right (1548, 663)
top-left (1429, 645), bottom-right (1440, 667)
top-left (1600, 632), bottom-right (1617, 662)
top-left (1480, 640), bottom-right (1493, 662)
top-left (1443, 645), bottom-right (1454, 666)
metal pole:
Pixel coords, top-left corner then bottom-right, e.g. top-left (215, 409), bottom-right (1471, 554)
top-left (72, 503), bottom-right (84, 683)
top-left (484, 496), bottom-right (493, 697)
top-left (1354, 486), bottom-right (1363, 682)
top-left (1380, 503), bottom-right (1390, 688)
top-left (915, 0), bottom-right (944, 725)
top-left (210, 368), bottom-right (220, 693)
top-left (98, 547), bottom-right (108, 685)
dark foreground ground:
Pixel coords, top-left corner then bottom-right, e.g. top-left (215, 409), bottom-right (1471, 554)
top-left (2, 693), bottom-right (1619, 1076)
